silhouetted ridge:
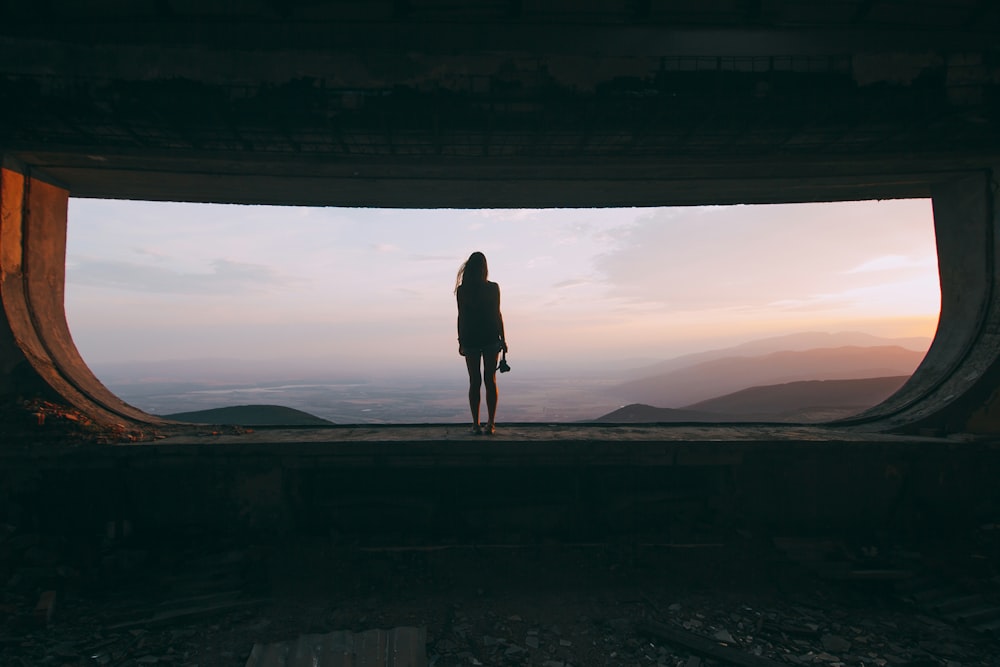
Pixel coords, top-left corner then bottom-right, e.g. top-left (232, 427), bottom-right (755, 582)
top-left (596, 376), bottom-right (910, 423)
top-left (615, 345), bottom-right (924, 408)
top-left (163, 404), bottom-right (334, 426)
top-left (592, 404), bottom-right (740, 423)
top-left (620, 331), bottom-right (930, 380)
top-left (683, 376), bottom-right (910, 420)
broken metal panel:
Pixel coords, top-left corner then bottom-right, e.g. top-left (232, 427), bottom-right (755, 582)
top-left (245, 627), bottom-right (427, 667)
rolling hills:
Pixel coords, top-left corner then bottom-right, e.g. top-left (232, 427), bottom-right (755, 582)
top-left (596, 375), bottom-right (911, 423)
top-left (618, 331), bottom-right (930, 380)
top-left (613, 345), bottom-right (924, 408)
top-left (162, 404), bottom-right (334, 426)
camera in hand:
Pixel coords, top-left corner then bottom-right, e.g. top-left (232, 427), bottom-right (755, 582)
top-left (498, 358), bottom-right (511, 373)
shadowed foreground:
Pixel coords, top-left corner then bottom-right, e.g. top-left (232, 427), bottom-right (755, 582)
top-left (2, 422), bottom-right (1000, 664)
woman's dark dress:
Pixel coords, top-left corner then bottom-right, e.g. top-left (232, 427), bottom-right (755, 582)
top-left (457, 281), bottom-right (503, 354)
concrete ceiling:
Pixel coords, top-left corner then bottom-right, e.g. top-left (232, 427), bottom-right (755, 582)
top-left (1, 0), bottom-right (998, 207)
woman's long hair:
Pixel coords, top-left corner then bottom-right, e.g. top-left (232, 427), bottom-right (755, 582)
top-left (455, 251), bottom-right (489, 294)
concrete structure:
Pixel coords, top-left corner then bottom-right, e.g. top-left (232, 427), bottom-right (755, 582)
top-left (2, 2), bottom-right (1000, 540)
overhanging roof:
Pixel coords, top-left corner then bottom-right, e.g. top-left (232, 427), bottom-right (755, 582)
top-left (0, 1), bottom-right (997, 206)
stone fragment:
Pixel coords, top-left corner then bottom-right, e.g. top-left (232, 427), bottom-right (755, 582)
top-left (684, 656), bottom-right (701, 667)
top-left (526, 635), bottom-right (539, 649)
top-left (821, 634), bottom-right (851, 652)
top-left (34, 590), bottom-right (56, 626)
top-left (609, 618), bottom-right (631, 632)
top-left (712, 629), bottom-right (735, 643)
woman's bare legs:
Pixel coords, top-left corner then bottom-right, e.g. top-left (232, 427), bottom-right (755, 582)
top-left (465, 350), bottom-right (500, 433)
top-left (465, 352), bottom-right (483, 430)
top-left (483, 350), bottom-right (500, 433)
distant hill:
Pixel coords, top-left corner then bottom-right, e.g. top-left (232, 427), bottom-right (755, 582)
top-left (614, 345), bottom-right (924, 408)
top-left (682, 375), bottom-right (910, 421)
top-left (591, 403), bottom-right (743, 423)
top-left (162, 404), bottom-right (334, 426)
top-left (620, 331), bottom-right (931, 380)
top-left (596, 376), bottom-right (911, 423)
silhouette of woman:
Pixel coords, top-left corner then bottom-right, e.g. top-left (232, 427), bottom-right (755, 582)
top-left (455, 251), bottom-right (507, 435)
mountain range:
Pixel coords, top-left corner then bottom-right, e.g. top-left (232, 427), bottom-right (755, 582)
top-left (125, 331), bottom-right (931, 426)
top-left (618, 331), bottom-right (929, 378)
top-left (163, 404), bottom-right (335, 426)
top-left (596, 375), bottom-right (910, 423)
top-left (613, 344), bottom-right (925, 408)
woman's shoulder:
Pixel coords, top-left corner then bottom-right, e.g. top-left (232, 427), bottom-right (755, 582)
top-left (458, 280), bottom-right (498, 297)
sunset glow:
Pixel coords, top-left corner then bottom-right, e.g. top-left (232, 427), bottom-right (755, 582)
top-left (65, 198), bottom-right (940, 375)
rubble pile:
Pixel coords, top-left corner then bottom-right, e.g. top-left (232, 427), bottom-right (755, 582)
top-left (0, 398), bottom-right (158, 445)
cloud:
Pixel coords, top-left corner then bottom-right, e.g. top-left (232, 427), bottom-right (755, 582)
top-left (846, 254), bottom-right (937, 274)
top-left (130, 246), bottom-right (170, 261)
top-left (552, 278), bottom-right (591, 289)
top-left (67, 257), bottom-right (285, 295)
top-left (766, 295), bottom-right (856, 312)
top-left (411, 253), bottom-right (462, 262)
top-left (525, 255), bottom-right (554, 269)
top-left (592, 201), bottom-right (938, 313)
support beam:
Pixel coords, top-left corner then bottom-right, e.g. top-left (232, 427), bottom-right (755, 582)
top-left (845, 168), bottom-right (1000, 433)
top-left (0, 162), bottom-right (162, 431)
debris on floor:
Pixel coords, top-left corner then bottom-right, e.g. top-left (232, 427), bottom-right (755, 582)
top-left (245, 626), bottom-right (426, 667)
top-left (1, 529), bottom-right (999, 666)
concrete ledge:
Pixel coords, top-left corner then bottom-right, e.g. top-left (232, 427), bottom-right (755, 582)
top-left (0, 424), bottom-right (996, 544)
top-left (0, 423), bottom-right (971, 465)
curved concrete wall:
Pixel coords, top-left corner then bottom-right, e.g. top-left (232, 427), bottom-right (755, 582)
top-left (0, 164), bottom-right (161, 427)
top-left (3, 158), bottom-right (1000, 436)
top-left (841, 169), bottom-right (1000, 433)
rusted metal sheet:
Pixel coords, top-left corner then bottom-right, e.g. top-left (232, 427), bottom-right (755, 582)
top-left (244, 626), bottom-right (426, 667)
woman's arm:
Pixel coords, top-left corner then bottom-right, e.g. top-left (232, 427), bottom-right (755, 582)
top-left (457, 292), bottom-right (465, 353)
top-left (496, 283), bottom-right (507, 352)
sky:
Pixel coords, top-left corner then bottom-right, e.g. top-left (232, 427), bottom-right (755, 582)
top-left (64, 198), bottom-right (941, 376)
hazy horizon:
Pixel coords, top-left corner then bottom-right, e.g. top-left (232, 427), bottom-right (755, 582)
top-left (86, 329), bottom-right (935, 380)
top-left (88, 332), bottom-right (932, 423)
top-left (63, 197), bottom-right (940, 423)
